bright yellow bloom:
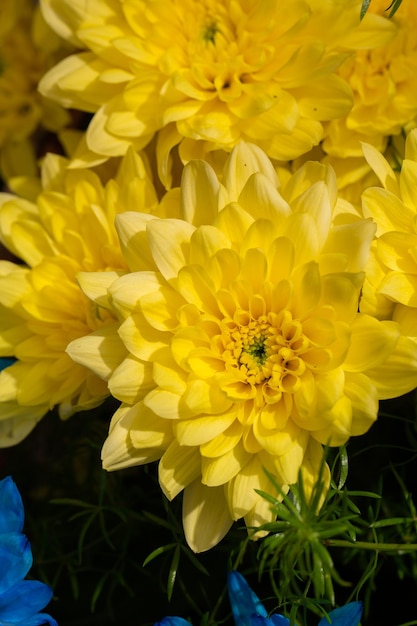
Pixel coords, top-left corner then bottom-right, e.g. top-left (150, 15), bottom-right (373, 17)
top-left (288, 0), bottom-right (417, 198)
top-left (67, 143), bottom-right (417, 552)
top-left (0, 0), bottom-right (70, 162)
top-left (361, 129), bottom-right (417, 352)
top-left (38, 0), bottom-right (392, 184)
top-left (0, 149), bottom-right (159, 446)
top-left (324, 0), bottom-right (417, 162)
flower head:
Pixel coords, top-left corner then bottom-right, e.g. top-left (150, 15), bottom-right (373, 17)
top-left (36, 0), bottom-right (392, 183)
top-left (360, 128), bottom-right (417, 352)
top-left (0, 476), bottom-right (57, 626)
top-left (0, 0), bottom-right (70, 157)
top-left (324, 0), bottom-right (417, 160)
top-left (0, 148), bottom-right (159, 446)
top-left (67, 142), bottom-right (417, 552)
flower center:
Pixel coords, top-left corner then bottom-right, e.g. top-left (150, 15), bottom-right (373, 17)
top-left (222, 309), bottom-right (310, 393)
top-left (202, 21), bottom-right (219, 44)
top-left (243, 334), bottom-right (267, 366)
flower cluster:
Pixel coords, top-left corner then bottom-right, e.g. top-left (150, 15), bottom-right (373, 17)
top-left (1, 0), bottom-right (416, 547)
top-left (0, 0), bottom-right (416, 622)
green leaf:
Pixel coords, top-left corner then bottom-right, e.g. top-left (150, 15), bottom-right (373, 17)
top-left (143, 542), bottom-right (177, 567)
top-left (386, 0), bottom-right (403, 17)
top-left (50, 498), bottom-right (96, 509)
top-left (360, 0), bottom-right (372, 19)
top-left (337, 446), bottom-right (349, 490)
top-left (370, 517), bottom-right (417, 529)
top-left (90, 572), bottom-right (111, 613)
top-left (77, 511), bottom-right (98, 565)
top-left (167, 544), bottom-right (181, 601)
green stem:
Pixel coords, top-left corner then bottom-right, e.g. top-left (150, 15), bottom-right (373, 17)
top-left (324, 539), bottom-right (417, 551)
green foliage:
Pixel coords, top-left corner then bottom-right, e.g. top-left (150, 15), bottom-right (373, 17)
top-left (360, 0), bottom-right (372, 19)
top-left (385, 0), bottom-right (404, 17)
top-left (142, 503), bottom-right (209, 602)
top-left (3, 393), bottom-right (417, 625)
top-left (361, 0), bottom-right (403, 19)
top-left (250, 445), bottom-right (417, 625)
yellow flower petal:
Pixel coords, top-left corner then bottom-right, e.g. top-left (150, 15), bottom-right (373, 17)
top-left (183, 379), bottom-right (233, 415)
top-left (77, 271), bottom-right (125, 309)
top-left (202, 441), bottom-right (251, 487)
top-left (102, 405), bottom-right (167, 471)
top-left (189, 225), bottom-right (231, 267)
top-left (109, 355), bottom-right (154, 404)
top-left (159, 440), bottom-right (201, 499)
top-left (0, 407), bottom-right (47, 447)
top-left (362, 188), bottom-right (413, 237)
top-left (379, 271), bottom-right (417, 307)
top-left (118, 313), bottom-right (170, 361)
top-left (228, 455), bottom-right (280, 520)
top-left (344, 315), bottom-right (399, 371)
top-left (66, 323), bottom-right (126, 380)
top-left (222, 142), bottom-right (279, 201)
top-left (147, 218), bottom-right (195, 281)
top-left (238, 172), bottom-right (291, 223)
top-left (299, 439), bottom-right (330, 509)
top-left (114, 212), bottom-right (156, 272)
top-left (143, 388), bottom-right (186, 420)
top-left (180, 160), bottom-right (223, 226)
top-left (366, 334), bottom-right (417, 400)
top-left (174, 413), bottom-right (236, 447)
top-left (182, 480), bottom-right (233, 553)
top-left (361, 142), bottom-right (399, 194)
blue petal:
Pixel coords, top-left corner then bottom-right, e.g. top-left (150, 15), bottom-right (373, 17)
top-left (154, 618), bottom-right (191, 626)
top-left (0, 534), bottom-right (33, 594)
top-left (0, 477), bottom-right (24, 534)
top-left (0, 580), bottom-right (54, 622)
top-left (318, 602), bottom-right (363, 626)
top-left (227, 571), bottom-right (268, 626)
top-left (13, 613), bottom-right (57, 626)
top-left (270, 615), bottom-right (291, 626)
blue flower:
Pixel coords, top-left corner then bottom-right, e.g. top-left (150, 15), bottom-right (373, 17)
top-left (154, 571), bottom-right (363, 626)
top-left (228, 571), bottom-right (363, 626)
top-left (0, 476), bottom-right (57, 626)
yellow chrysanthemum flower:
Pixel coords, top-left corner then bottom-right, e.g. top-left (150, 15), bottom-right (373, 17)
top-left (361, 129), bottom-right (417, 336)
top-left (323, 0), bottom-right (417, 163)
top-left (0, 148), bottom-right (159, 446)
top-left (284, 0), bottom-right (417, 198)
top-left (38, 0), bottom-right (393, 185)
top-left (0, 0), bottom-right (70, 162)
top-left (67, 142), bottom-right (417, 552)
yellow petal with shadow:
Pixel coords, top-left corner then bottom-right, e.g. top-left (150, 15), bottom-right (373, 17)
top-left (174, 412), bottom-right (236, 447)
top-left (159, 440), bottom-right (201, 500)
top-left (201, 440), bottom-right (251, 487)
top-left (183, 480), bottom-right (233, 553)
